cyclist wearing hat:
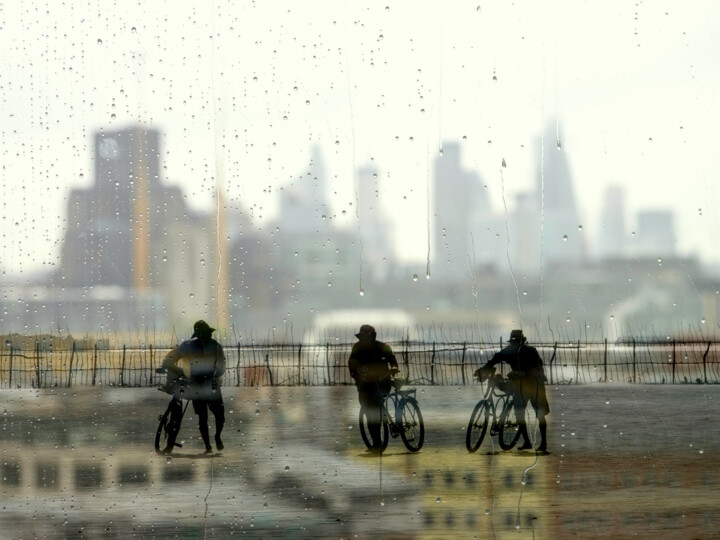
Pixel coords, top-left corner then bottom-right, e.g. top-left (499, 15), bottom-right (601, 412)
top-left (348, 324), bottom-right (399, 452)
top-left (160, 320), bottom-right (226, 454)
top-left (478, 329), bottom-right (549, 453)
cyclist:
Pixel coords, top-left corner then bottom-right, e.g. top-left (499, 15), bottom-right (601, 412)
top-left (348, 324), bottom-right (399, 452)
top-left (478, 329), bottom-right (550, 453)
top-left (160, 320), bottom-right (226, 454)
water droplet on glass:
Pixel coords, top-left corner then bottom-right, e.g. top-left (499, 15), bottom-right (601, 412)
top-left (605, 399), bottom-right (610, 405)
top-left (412, 274), bottom-right (418, 281)
top-left (562, 235), bottom-right (568, 241)
top-left (284, 465), bottom-right (290, 471)
top-left (578, 225), bottom-right (583, 231)
top-left (359, 289), bottom-right (364, 296)
top-left (701, 318), bottom-right (706, 324)
top-left (522, 290), bottom-right (527, 296)
top-left (501, 158), bottom-right (507, 168)
top-left (189, 293), bottom-right (195, 299)
top-left (97, 38), bottom-right (103, 45)
top-left (435, 497), bottom-right (441, 503)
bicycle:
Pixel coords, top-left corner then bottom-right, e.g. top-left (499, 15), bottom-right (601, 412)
top-left (155, 369), bottom-right (191, 454)
top-left (358, 377), bottom-right (425, 453)
top-left (466, 367), bottom-right (520, 452)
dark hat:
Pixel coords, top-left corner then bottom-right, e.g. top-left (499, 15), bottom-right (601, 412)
top-left (192, 320), bottom-right (215, 338)
top-left (355, 324), bottom-right (376, 339)
top-left (508, 329), bottom-right (526, 343)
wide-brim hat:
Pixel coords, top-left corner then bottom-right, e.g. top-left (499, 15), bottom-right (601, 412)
top-left (507, 329), bottom-right (526, 343)
top-left (355, 324), bottom-right (376, 339)
top-left (192, 320), bottom-right (216, 338)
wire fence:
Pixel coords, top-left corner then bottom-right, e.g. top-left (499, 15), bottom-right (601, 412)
top-left (1, 338), bottom-right (720, 389)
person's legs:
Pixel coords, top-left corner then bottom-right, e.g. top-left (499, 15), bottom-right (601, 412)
top-left (358, 384), bottom-right (382, 450)
top-left (192, 400), bottom-right (212, 452)
top-left (532, 382), bottom-right (550, 452)
top-left (208, 399), bottom-right (225, 451)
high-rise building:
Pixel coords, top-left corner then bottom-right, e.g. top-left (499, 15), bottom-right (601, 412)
top-left (356, 164), bottom-right (394, 281)
top-left (633, 210), bottom-right (676, 257)
top-left (58, 126), bottom-right (191, 289)
top-left (535, 125), bottom-right (584, 268)
top-left (596, 185), bottom-right (627, 260)
top-left (433, 142), bottom-right (490, 280)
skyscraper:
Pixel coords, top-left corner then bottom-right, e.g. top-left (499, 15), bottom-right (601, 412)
top-left (433, 142), bottom-right (490, 280)
top-left (535, 125), bottom-right (584, 268)
top-left (597, 185), bottom-right (627, 260)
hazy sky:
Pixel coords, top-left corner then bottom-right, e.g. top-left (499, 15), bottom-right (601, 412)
top-left (2, 0), bottom-right (720, 276)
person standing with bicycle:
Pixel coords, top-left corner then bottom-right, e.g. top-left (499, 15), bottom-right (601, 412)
top-left (348, 324), bottom-right (399, 452)
top-left (160, 320), bottom-right (226, 454)
top-left (478, 329), bottom-right (550, 454)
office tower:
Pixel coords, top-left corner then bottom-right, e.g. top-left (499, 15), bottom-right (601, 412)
top-left (433, 142), bottom-right (490, 280)
top-left (597, 185), bottom-right (627, 260)
top-left (634, 210), bottom-right (676, 257)
top-left (58, 127), bottom-right (191, 289)
top-left (536, 125), bottom-right (584, 267)
top-left (356, 164), bottom-right (394, 280)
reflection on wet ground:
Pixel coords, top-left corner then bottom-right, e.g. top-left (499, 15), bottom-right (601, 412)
top-left (1, 384), bottom-right (720, 538)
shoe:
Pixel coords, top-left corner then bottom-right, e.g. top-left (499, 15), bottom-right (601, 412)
top-left (204, 447), bottom-right (213, 454)
top-left (215, 434), bottom-right (224, 451)
top-left (536, 446), bottom-right (550, 455)
top-left (518, 442), bottom-right (533, 451)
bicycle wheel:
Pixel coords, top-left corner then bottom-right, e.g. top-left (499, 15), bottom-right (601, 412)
top-left (466, 400), bottom-right (490, 453)
top-left (498, 398), bottom-right (520, 450)
top-left (155, 404), bottom-right (172, 453)
top-left (397, 397), bottom-right (424, 452)
top-left (359, 407), bottom-right (389, 453)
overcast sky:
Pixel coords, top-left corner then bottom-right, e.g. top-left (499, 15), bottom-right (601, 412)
top-left (2, 0), bottom-right (720, 276)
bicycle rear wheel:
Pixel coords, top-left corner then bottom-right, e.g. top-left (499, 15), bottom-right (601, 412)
top-left (398, 397), bottom-right (424, 452)
top-left (498, 398), bottom-right (520, 450)
top-left (466, 400), bottom-right (490, 453)
top-left (359, 407), bottom-right (389, 453)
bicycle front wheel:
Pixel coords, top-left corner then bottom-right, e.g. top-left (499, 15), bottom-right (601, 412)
top-left (398, 397), bottom-right (424, 452)
top-left (359, 407), bottom-right (389, 453)
top-left (155, 404), bottom-right (172, 453)
top-left (466, 400), bottom-right (490, 453)
top-left (498, 398), bottom-right (520, 450)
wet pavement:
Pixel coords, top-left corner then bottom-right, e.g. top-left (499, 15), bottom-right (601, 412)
top-left (1, 383), bottom-right (720, 538)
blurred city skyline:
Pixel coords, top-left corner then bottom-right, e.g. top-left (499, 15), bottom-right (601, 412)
top-left (3, 1), bottom-right (720, 278)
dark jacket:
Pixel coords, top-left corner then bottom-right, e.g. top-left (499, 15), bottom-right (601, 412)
top-left (486, 342), bottom-right (545, 379)
top-left (348, 340), bottom-right (398, 383)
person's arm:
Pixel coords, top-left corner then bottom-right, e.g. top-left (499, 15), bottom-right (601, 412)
top-left (161, 346), bottom-right (184, 374)
top-left (348, 346), bottom-right (359, 380)
top-left (214, 344), bottom-right (226, 379)
top-left (382, 343), bottom-right (399, 371)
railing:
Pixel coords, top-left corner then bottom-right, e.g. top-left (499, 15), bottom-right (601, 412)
top-left (1, 339), bottom-right (719, 389)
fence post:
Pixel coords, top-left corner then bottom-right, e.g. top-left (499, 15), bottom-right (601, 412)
top-left (120, 345), bottom-right (126, 387)
top-left (632, 338), bottom-right (636, 384)
top-left (703, 342), bottom-right (711, 384)
top-left (35, 341), bottom-right (41, 389)
top-left (672, 339), bottom-right (676, 384)
top-left (461, 342), bottom-right (467, 385)
top-left (403, 337), bottom-right (409, 376)
top-left (236, 343), bottom-right (241, 386)
top-left (8, 345), bottom-right (13, 389)
top-left (430, 342), bottom-right (436, 385)
top-left (92, 343), bottom-right (98, 386)
top-left (149, 344), bottom-right (154, 386)
top-left (550, 342), bottom-right (558, 385)
top-left (67, 341), bottom-right (75, 388)
top-left (265, 352), bottom-right (274, 386)
top-left (575, 340), bottom-right (580, 384)
top-left (604, 338), bottom-right (608, 382)
top-left (297, 344), bottom-right (303, 386)
top-left (325, 343), bottom-right (331, 385)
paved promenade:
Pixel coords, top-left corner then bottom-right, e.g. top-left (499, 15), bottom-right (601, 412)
top-left (1, 384), bottom-right (719, 538)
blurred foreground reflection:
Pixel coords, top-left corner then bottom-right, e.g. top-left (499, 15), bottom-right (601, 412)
top-left (1, 385), bottom-right (719, 538)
